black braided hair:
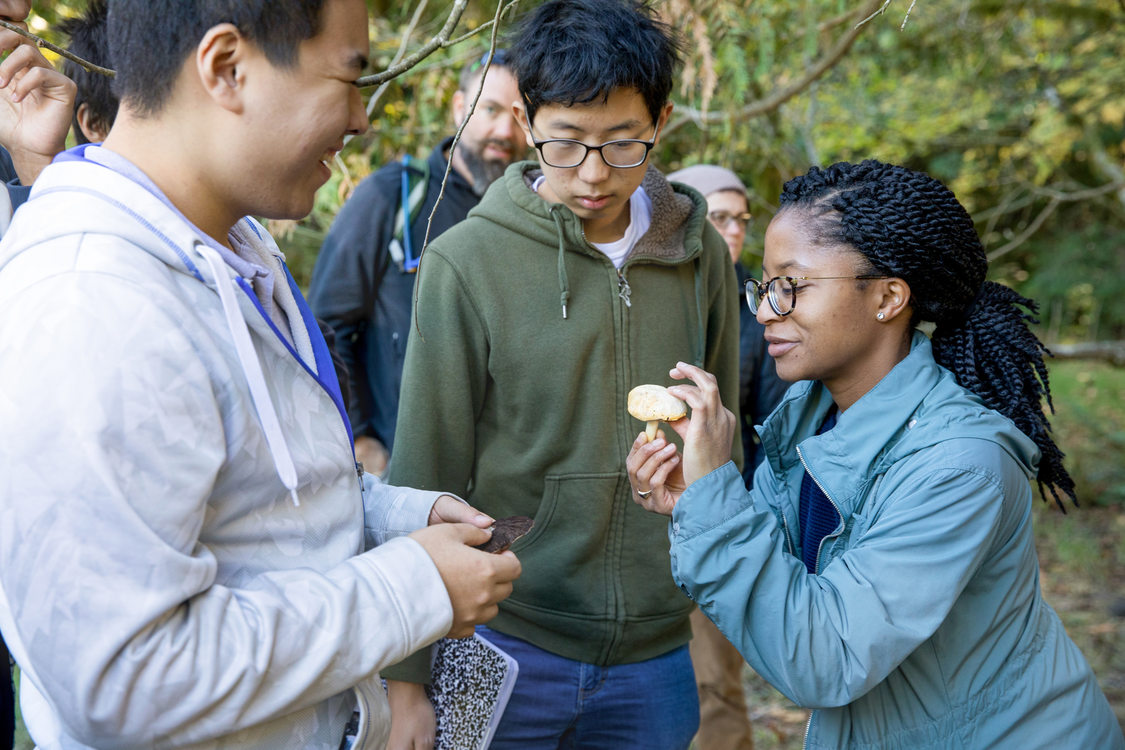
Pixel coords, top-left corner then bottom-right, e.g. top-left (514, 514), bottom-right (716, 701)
top-left (779, 159), bottom-right (1076, 510)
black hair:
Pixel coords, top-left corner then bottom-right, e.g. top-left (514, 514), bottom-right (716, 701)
top-left (458, 48), bottom-right (512, 92)
top-left (108, 0), bottom-right (326, 117)
top-left (57, 0), bottom-right (116, 145)
top-left (508, 0), bottom-right (682, 127)
top-left (779, 159), bottom-right (1076, 510)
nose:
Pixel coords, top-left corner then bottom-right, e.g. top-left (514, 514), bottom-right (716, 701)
top-left (576, 147), bottom-right (611, 184)
top-left (493, 111), bottom-right (517, 141)
top-left (754, 297), bottom-right (779, 325)
top-left (347, 85), bottom-right (369, 137)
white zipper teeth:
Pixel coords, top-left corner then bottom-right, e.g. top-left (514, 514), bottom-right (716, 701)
top-left (796, 445), bottom-right (844, 575)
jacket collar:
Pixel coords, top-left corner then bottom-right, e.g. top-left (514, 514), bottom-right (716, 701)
top-left (497, 160), bottom-right (703, 264)
top-left (758, 331), bottom-right (944, 514)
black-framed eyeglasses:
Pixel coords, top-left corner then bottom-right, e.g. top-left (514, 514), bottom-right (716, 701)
top-left (708, 210), bottom-right (752, 230)
top-left (530, 124), bottom-right (658, 169)
top-left (745, 275), bottom-right (887, 316)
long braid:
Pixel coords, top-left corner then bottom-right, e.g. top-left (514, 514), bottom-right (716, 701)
top-left (780, 159), bottom-right (1077, 509)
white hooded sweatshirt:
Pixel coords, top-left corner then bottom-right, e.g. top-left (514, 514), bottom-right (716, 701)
top-left (0, 151), bottom-right (453, 749)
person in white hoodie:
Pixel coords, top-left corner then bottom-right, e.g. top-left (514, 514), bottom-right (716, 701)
top-left (0, 1), bottom-right (521, 749)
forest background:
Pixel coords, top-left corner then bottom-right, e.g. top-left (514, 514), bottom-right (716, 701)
top-left (19, 0), bottom-right (1125, 746)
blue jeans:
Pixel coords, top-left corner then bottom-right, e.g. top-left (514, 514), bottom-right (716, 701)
top-left (478, 626), bottom-right (699, 750)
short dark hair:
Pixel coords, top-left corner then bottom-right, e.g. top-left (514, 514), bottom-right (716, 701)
top-left (509, 0), bottom-right (682, 127)
top-left (57, 0), bottom-right (117, 145)
top-left (780, 159), bottom-right (1076, 509)
top-left (108, 0), bottom-right (326, 117)
top-left (458, 48), bottom-right (511, 93)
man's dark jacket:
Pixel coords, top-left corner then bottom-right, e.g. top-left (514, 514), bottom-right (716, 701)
top-left (307, 137), bottom-right (479, 453)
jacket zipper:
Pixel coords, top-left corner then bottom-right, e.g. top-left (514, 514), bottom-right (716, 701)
top-left (795, 445), bottom-right (844, 575)
top-left (616, 268), bottom-right (632, 307)
top-left (795, 445), bottom-right (844, 750)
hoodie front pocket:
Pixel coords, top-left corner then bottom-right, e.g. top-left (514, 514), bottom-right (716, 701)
top-left (507, 472), bottom-right (623, 617)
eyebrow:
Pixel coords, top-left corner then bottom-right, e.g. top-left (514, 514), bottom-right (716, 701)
top-left (543, 117), bottom-right (647, 136)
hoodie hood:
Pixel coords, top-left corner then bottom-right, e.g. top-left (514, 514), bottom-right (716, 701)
top-left (471, 160), bottom-right (708, 265)
top-left (460, 160), bottom-right (714, 347)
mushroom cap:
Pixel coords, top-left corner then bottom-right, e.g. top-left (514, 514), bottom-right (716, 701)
top-left (627, 384), bottom-right (687, 421)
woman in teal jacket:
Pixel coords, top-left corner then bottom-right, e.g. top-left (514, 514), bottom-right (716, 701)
top-left (627, 160), bottom-right (1123, 749)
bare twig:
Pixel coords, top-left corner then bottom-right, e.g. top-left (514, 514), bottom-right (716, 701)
top-left (666, 0), bottom-right (886, 134)
top-left (412, 0), bottom-right (512, 337)
top-left (900, 0), bottom-right (919, 29)
top-left (985, 196), bottom-right (1060, 261)
top-left (356, 0), bottom-right (468, 88)
top-left (366, 0), bottom-right (431, 119)
top-left (355, 0), bottom-right (522, 88)
top-left (0, 18), bottom-right (114, 77)
top-left (419, 0), bottom-right (509, 254)
top-left (855, 0), bottom-right (894, 28)
top-left (1046, 341), bottom-right (1125, 367)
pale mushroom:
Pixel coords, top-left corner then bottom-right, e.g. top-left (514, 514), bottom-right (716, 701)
top-left (627, 384), bottom-right (687, 442)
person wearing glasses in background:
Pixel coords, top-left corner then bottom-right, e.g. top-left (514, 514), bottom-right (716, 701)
top-left (383, 1), bottom-right (742, 747)
top-left (628, 160), bottom-right (1123, 749)
top-left (665, 163), bottom-right (788, 750)
top-left (307, 49), bottom-right (523, 476)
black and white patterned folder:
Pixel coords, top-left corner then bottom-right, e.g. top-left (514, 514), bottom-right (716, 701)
top-left (427, 633), bottom-right (519, 750)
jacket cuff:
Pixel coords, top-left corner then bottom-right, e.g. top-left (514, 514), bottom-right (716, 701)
top-left (362, 473), bottom-right (449, 549)
top-left (354, 536), bottom-right (451, 668)
top-left (670, 461), bottom-right (752, 541)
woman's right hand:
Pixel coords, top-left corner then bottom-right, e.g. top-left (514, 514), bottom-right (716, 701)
top-left (664, 361), bottom-right (738, 487)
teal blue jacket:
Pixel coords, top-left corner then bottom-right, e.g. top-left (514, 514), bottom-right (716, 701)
top-left (670, 333), bottom-right (1122, 749)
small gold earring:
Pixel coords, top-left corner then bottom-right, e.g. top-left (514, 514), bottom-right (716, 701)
top-left (877, 312), bottom-right (886, 321)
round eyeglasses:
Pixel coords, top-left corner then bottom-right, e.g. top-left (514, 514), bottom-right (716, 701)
top-left (530, 125), bottom-right (658, 169)
top-left (745, 274), bottom-right (887, 316)
top-left (708, 210), bottom-right (752, 230)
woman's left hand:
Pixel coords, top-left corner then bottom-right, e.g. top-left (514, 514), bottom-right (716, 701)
top-left (627, 429), bottom-right (685, 515)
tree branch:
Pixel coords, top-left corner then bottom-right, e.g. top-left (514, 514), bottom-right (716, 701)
top-left (365, 0), bottom-right (430, 119)
top-left (666, 0), bottom-right (886, 133)
top-left (985, 196), bottom-right (1060, 261)
top-left (0, 18), bottom-right (115, 77)
top-left (1046, 341), bottom-right (1125, 367)
top-left (355, 0), bottom-right (523, 89)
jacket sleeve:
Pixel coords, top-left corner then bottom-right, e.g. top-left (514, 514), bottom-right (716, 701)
top-left (381, 247), bottom-right (490, 683)
top-left (307, 171), bottom-right (399, 441)
top-left (669, 448), bottom-right (1007, 708)
top-left (0, 266), bottom-right (452, 747)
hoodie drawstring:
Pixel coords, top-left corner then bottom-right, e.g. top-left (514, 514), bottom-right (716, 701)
top-left (693, 257), bottom-right (705, 367)
top-left (198, 244), bottom-right (301, 507)
top-left (549, 205), bottom-right (570, 319)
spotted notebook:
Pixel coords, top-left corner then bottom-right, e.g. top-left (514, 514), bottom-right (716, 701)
top-left (426, 633), bottom-right (519, 750)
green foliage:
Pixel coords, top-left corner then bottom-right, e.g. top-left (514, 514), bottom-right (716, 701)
top-left (1045, 360), bottom-right (1125, 508)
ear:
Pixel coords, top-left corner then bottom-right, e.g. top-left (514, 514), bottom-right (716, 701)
top-left (875, 277), bottom-right (912, 323)
top-left (195, 23), bottom-right (247, 114)
top-left (451, 88), bottom-right (468, 127)
top-left (652, 101), bottom-right (674, 143)
top-left (512, 99), bottom-right (536, 149)
top-left (76, 102), bottom-right (109, 144)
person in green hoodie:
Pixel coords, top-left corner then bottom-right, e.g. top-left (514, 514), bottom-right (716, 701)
top-left (382, 1), bottom-right (742, 748)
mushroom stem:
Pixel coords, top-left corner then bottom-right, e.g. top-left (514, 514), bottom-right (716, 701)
top-left (645, 420), bottom-right (658, 442)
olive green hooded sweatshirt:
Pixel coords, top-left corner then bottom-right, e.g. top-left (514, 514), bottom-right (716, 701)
top-left (384, 161), bottom-right (742, 681)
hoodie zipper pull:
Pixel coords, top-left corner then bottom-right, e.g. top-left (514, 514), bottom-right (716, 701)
top-left (617, 268), bottom-right (632, 308)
